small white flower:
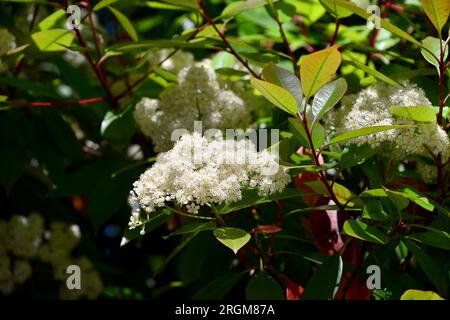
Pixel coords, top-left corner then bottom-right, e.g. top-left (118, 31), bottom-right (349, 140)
top-left (133, 61), bottom-right (254, 152)
top-left (128, 133), bottom-right (290, 229)
top-left (326, 81), bottom-right (450, 174)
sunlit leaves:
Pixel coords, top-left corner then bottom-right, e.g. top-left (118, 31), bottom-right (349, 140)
top-left (221, 0), bottom-right (269, 19)
top-left (38, 9), bottom-right (65, 30)
top-left (319, 0), bottom-right (353, 18)
top-left (328, 125), bottom-right (406, 145)
top-left (311, 78), bottom-right (347, 124)
top-left (262, 63), bottom-right (303, 110)
top-left (213, 227), bottom-right (251, 254)
top-left (31, 29), bottom-right (74, 52)
top-left (343, 220), bottom-right (389, 244)
top-left (300, 45), bottom-right (342, 99)
top-left (251, 78), bottom-right (298, 115)
top-left (421, 37), bottom-right (448, 67)
top-left (420, 0), bottom-right (450, 36)
top-left (390, 106), bottom-right (437, 122)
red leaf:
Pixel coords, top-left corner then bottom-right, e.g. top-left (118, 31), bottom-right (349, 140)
top-left (286, 279), bottom-right (304, 300)
top-left (252, 225), bottom-right (282, 234)
top-left (309, 206), bottom-right (344, 255)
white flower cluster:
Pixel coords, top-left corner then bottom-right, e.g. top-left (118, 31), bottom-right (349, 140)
top-left (142, 48), bottom-right (194, 74)
top-left (327, 81), bottom-right (450, 182)
top-left (0, 213), bottom-right (103, 299)
top-left (0, 28), bottom-right (16, 73)
top-left (128, 133), bottom-right (290, 233)
top-left (133, 61), bottom-right (254, 152)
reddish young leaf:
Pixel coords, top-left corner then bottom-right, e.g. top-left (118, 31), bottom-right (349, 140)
top-left (252, 225), bottom-right (282, 234)
top-left (286, 279), bottom-right (304, 300)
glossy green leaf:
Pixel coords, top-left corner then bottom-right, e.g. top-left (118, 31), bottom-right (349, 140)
top-left (262, 63), bottom-right (303, 110)
top-left (319, 0), bottom-right (353, 18)
top-left (312, 78), bottom-right (347, 123)
top-left (300, 45), bottom-right (342, 99)
top-left (343, 220), bottom-right (389, 244)
top-left (251, 77), bottom-right (298, 115)
top-left (288, 117), bottom-right (325, 148)
top-left (221, 0), bottom-right (269, 18)
top-left (362, 199), bottom-right (388, 221)
top-left (420, 0), bottom-right (450, 35)
top-left (246, 271), bottom-right (284, 300)
top-left (421, 37), bottom-right (448, 67)
top-left (213, 227), bottom-right (251, 254)
top-left (306, 181), bottom-right (362, 207)
top-left (31, 29), bottom-right (75, 52)
top-left (328, 125), bottom-right (406, 145)
top-left (302, 253), bottom-right (343, 300)
top-left (407, 229), bottom-right (450, 250)
top-left (108, 6), bottom-right (138, 41)
top-left (38, 9), bottom-right (65, 30)
top-left (389, 106), bottom-right (437, 123)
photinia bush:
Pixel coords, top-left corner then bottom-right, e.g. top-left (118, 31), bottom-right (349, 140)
top-left (0, 0), bottom-right (449, 301)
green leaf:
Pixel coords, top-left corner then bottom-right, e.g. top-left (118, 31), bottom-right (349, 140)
top-left (213, 227), bottom-right (251, 254)
top-left (343, 220), bottom-right (389, 244)
top-left (306, 181), bottom-right (362, 207)
top-left (163, 221), bottom-right (217, 239)
top-left (420, 0), bottom-right (450, 35)
top-left (262, 63), bottom-right (303, 110)
top-left (386, 189), bottom-right (410, 212)
top-left (218, 189), bottom-right (304, 214)
top-left (159, 231), bottom-right (200, 273)
top-left (311, 78), bottom-right (347, 123)
top-left (421, 37), bottom-right (448, 67)
top-left (288, 117), bottom-right (325, 148)
top-left (406, 230), bottom-right (450, 250)
top-left (403, 239), bottom-right (448, 294)
top-left (108, 6), bottom-right (138, 41)
top-left (160, 0), bottom-right (199, 9)
top-left (362, 199), bottom-right (388, 221)
top-left (246, 271), bottom-right (284, 300)
top-left (31, 29), bottom-right (75, 52)
top-left (343, 59), bottom-right (399, 86)
top-left (340, 144), bottom-right (377, 169)
top-left (93, 0), bottom-right (119, 11)
top-left (389, 106), bottom-right (437, 123)
top-left (400, 289), bottom-right (444, 300)
top-left (330, 0), bottom-right (421, 46)
top-left (221, 0), bottom-right (269, 19)
top-left (101, 106), bottom-right (136, 144)
top-left (193, 273), bottom-right (243, 300)
top-left (328, 125), bottom-right (406, 145)
top-left (319, 0), bottom-right (353, 18)
top-left (38, 9), bottom-right (65, 30)
top-left (251, 77), bottom-right (298, 115)
top-left (302, 253), bottom-right (343, 300)
top-left (300, 45), bottom-right (342, 99)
